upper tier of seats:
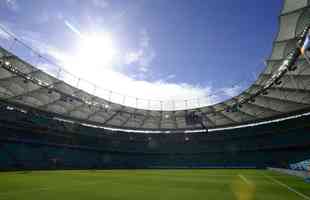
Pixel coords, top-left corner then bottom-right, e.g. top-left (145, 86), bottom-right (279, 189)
top-left (0, 100), bottom-right (310, 170)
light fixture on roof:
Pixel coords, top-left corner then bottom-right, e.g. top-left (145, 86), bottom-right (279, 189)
top-left (275, 80), bottom-right (282, 85)
top-left (185, 136), bottom-right (190, 142)
top-left (4, 61), bottom-right (10, 66)
top-left (164, 114), bottom-right (170, 119)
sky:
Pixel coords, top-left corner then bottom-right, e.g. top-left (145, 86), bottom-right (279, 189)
top-left (0, 0), bottom-right (283, 110)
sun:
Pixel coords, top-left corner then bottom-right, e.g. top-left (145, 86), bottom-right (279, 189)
top-left (75, 32), bottom-right (117, 69)
top-left (58, 30), bottom-right (119, 86)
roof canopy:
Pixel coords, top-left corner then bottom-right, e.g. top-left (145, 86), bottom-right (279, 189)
top-left (0, 0), bottom-right (310, 131)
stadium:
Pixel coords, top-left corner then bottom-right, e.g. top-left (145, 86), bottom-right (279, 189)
top-left (0, 0), bottom-right (310, 199)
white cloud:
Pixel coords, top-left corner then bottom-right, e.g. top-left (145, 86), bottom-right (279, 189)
top-left (125, 29), bottom-right (156, 72)
top-left (221, 85), bottom-right (243, 97)
top-left (92, 0), bottom-right (109, 9)
top-left (139, 50), bottom-right (155, 68)
top-left (0, 20), bottom-right (243, 110)
top-left (125, 49), bottom-right (143, 64)
top-left (140, 30), bottom-right (150, 48)
top-left (0, 21), bottom-right (16, 38)
top-left (35, 12), bottom-right (51, 25)
top-left (166, 74), bottom-right (176, 80)
top-left (138, 66), bottom-right (148, 73)
top-left (5, 0), bottom-right (19, 12)
top-left (87, 69), bottom-right (216, 109)
top-left (57, 12), bottom-right (64, 20)
top-left (0, 28), bottom-right (10, 40)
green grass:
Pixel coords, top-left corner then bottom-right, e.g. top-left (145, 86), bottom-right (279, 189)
top-left (0, 169), bottom-right (310, 200)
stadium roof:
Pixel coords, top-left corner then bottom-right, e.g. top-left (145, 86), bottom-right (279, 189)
top-left (0, 0), bottom-right (310, 131)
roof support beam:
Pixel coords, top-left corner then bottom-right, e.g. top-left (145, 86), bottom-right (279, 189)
top-left (245, 91), bottom-right (310, 107)
top-left (38, 97), bottom-right (63, 110)
top-left (85, 107), bottom-right (106, 120)
top-left (173, 111), bottom-right (178, 129)
top-left (64, 96), bottom-right (98, 115)
top-left (38, 87), bottom-right (84, 110)
top-left (120, 109), bottom-right (138, 127)
top-left (210, 107), bottom-right (237, 124)
top-left (252, 84), bottom-right (310, 94)
top-left (5, 81), bottom-right (62, 101)
top-left (245, 101), bottom-right (281, 115)
top-left (158, 112), bottom-right (163, 129)
top-left (225, 100), bottom-right (257, 119)
top-left (267, 56), bottom-right (307, 63)
top-left (239, 93), bottom-right (283, 115)
top-left (251, 85), bottom-right (310, 104)
top-left (65, 103), bottom-right (87, 115)
top-left (197, 108), bottom-right (216, 127)
top-left (102, 107), bottom-right (125, 125)
top-left (260, 73), bottom-right (310, 82)
top-left (139, 111), bottom-right (151, 128)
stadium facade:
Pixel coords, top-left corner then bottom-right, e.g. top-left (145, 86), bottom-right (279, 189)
top-left (0, 0), bottom-right (310, 170)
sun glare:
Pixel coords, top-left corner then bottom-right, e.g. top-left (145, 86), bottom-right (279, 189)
top-left (75, 32), bottom-right (117, 69)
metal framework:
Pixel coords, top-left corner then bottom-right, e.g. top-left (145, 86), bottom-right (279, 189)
top-left (0, 0), bottom-right (310, 131)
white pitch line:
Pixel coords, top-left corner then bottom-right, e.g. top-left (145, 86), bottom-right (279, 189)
top-left (263, 174), bottom-right (310, 200)
top-left (238, 174), bottom-right (251, 185)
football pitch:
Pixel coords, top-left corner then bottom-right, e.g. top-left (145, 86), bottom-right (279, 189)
top-left (0, 169), bottom-right (310, 200)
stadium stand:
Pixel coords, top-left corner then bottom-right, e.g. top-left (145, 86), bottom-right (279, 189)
top-left (0, 100), bottom-right (310, 170)
top-left (290, 159), bottom-right (310, 171)
top-left (0, 0), bottom-right (310, 171)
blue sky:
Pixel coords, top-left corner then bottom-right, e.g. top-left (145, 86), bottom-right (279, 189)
top-left (0, 0), bottom-right (283, 110)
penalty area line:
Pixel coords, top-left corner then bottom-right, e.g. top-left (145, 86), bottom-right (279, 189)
top-left (263, 174), bottom-right (310, 200)
top-left (238, 174), bottom-right (251, 185)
